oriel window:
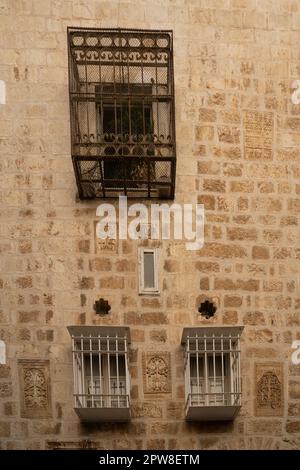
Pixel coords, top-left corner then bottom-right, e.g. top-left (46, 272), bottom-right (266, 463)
top-left (68, 28), bottom-right (176, 199)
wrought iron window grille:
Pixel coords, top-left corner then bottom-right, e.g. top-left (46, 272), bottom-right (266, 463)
top-left (68, 326), bottom-right (131, 422)
top-left (181, 327), bottom-right (244, 421)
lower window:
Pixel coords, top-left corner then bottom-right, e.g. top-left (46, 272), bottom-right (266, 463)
top-left (182, 326), bottom-right (244, 421)
top-left (68, 325), bottom-right (131, 422)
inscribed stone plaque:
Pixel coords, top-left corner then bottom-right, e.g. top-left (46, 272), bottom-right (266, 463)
top-left (18, 359), bottom-right (52, 418)
top-left (244, 111), bottom-right (273, 160)
top-left (254, 362), bottom-right (283, 417)
top-left (143, 352), bottom-right (171, 394)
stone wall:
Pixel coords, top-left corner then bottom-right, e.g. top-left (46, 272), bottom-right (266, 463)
top-left (0, 0), bottom-right (300, 450)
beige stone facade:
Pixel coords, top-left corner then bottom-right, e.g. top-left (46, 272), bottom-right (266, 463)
top-left (0, 0), bottom-right (300, 450)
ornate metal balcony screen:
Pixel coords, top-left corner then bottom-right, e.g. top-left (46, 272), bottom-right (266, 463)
top-left (68, 27), bottom-right (176, 199)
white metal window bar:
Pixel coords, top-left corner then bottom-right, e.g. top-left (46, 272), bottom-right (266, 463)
top-left (68, 326), bottom-right (131, 422)
top-left (182, 326), bottom-right (243, 421)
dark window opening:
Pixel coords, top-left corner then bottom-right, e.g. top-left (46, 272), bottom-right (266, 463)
top-left (96, 84), bottom-right (154, 185)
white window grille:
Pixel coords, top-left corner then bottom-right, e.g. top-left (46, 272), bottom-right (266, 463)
top-left (138, 247), bottom-right (159, 294)
top-left (67, 326), bottom-right (131, 422)
top-left (181, 326), bottom-right (243, 421)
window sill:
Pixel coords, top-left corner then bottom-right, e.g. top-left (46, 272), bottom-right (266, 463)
top-left (138, 291), bottom-right (160, 296)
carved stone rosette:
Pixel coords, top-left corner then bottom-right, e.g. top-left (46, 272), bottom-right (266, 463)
top-left (18, 359), bottom-right (52, 418)
top-left (142, 351), bottom-right (171, 394)
top-left (254, 363), bottom-right (283, 417)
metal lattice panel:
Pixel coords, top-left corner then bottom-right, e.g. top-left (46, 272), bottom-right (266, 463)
top-left (68, 27), bottom-right (176, 199)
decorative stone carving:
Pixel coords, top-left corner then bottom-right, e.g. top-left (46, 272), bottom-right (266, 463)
top-left (143, 352), bottom-right (171, 394)
top-left (255, 363), bottom-right (283, 417)
top-left (94, 222), bottom-right (118, 254)
top-left (244, 111), bottom-right (273, 160)
top-left (95, 237), bottom-right (118, 254)
top-left (18, 359), bottom-right (52, 418)
top-left (198, 299), bottom-right (217, 319)
top-left (93, 298), bottom-right (111, 315)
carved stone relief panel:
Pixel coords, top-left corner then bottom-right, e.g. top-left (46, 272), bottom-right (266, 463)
top-left (18, 359), bottom-right (52, 418)
top-left (143, 352), bottom-right (171, 394)
top-left (254, 363), bottom-right (283, 417)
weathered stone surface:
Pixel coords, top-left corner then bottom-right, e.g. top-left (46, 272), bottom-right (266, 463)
top-left (203, 179), bottom-right (226, 193)
top-left (89, 258), bottom-right (111, 271)
top-left (227, 227), bottom-right (257, 241)
top-left (3, 402), bottom-right (17, 416)
top-left (224, 295), bottom-right (242, 307)
top-left (0, 383), bottom-right (13, 398)
top-left (99, 276), bottom-right (124, 289)
top-left (166, 402), bottom-right (184, 420)
top-left (243, 312), bottom-right (265, 325)
top-left (149, 330), bottom-right (167, 342)
top-left (252, 246), bottom-right (269, 259)
top-left (0, 422), bottom-right (10, 438)
top-left (78, 277), bottom-right (95, 289)
top-left (286, 421), bottom-right (300, 433)
top-left (32, 422), bottom-right (61, 435)
top-left (130, 329), bottom-right (145, 342)
top-left (249, 419), bottom-right (282, 435)
top-left (0, 365), bottom-right (10, 379)
top-left (288, 402), bottom-right (300, 417)
top-left (215, 278), bottom-right (259, 291)
top-left (244, 111), bottom-right (273, 160)
top-left (146, 439), bottom-right (166, 450)
top-left (197, 195), bottom-right (215, 210)
top-left (131, 403), bottom-right (163, 418)
top-left (195, 261), bottom-right (219, 273)
top-left (199, 243), bottom-right (247, 258)
top-left (124, 312), bottom-right (168, 325)
top-left (223, 310), bottom-right (238, 324)
top-left (289, 380), bottom-right (300, 400)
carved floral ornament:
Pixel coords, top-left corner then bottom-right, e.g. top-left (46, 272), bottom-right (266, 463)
top-left (255, 363), bottom-right (283, 417)
top-left (18, 359), bottom-right (52, 418)
top-left (143, 352), bottom-right (171, 394)
top-left (257, 371), bottom-right (282, 409)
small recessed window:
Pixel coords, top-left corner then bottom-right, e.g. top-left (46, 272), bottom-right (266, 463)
top-left (0, 340), bottom-right (6, 364)
top-left (139, 248), bottom-right (159, 294)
